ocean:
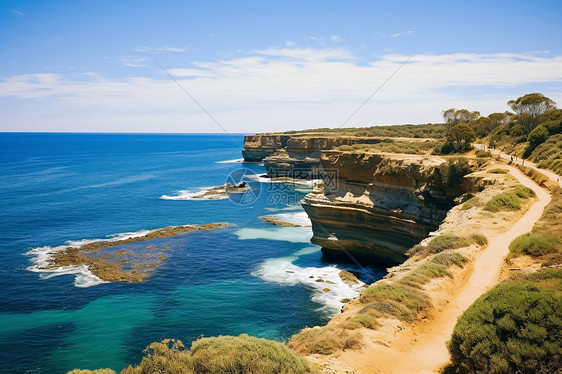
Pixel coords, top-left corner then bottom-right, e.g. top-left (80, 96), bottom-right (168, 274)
top-left (0, 133), bottom-right (385, 373)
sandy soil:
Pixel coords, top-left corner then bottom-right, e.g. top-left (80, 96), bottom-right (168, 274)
top-left (329, 165), bottom-right (551, 374)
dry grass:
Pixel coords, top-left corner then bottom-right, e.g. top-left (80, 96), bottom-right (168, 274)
top-left (288, 325), bottom-right (363, 355)
top-left (119, 335), bottom-right (313, 374)
top-left (509, 186), bottom-right (562, 264)
top-left (408, 233), bottom-right (487, 256)
top-left (484, 185), bottom-right (535, 212)
top-left (337, 139), bottom-right (441, 155)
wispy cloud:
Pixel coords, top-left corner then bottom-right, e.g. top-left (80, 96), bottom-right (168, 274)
top-left (256, 47), bottom-right (356, 61)
top-left (392, 30), bottom-right (414, 38)
top-left (133, 46), bottom-right (186, 53)
top-left (11, 9), bottom-right (24, 16)
top-left (1, 49), bottom-right (561, 132)
top-left (120, 56), bottom-right (148, 67)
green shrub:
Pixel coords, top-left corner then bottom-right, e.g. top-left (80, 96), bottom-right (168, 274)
top-left (360, 300), bottom-right (416, 322)
top-left (190, 334), bottom-right (310, 374)
top-left (431, 252), bottom-right (468, 267)
top-left (288, 326), bottom-right (362, 355)
top-left (349, 314), bottom-right (380, 329)
top-left (122, 339), bottom-right (192, 374)
top-left (475, 150), bottom-right (492, 158)
top-left (470, 233), bottom-right (489, 246)
top-left (509, 232), bottom-right (561, 257)
top-left (485, 191), bottom-right (522, 211)
top-left (409, 235), bottom-right (468, 255)
top-left (448, 280), bottom-right (562, 374)
top-left (488, 168), bottom-right (508, 174)
top-left (361, 283), bottom-right (429, 314)
top-left (121, 336), bottom-right (312, 374)
top-left (484, 185), bottom-right (534, 212)
top-left (415, 263), bottom-right (452, 278)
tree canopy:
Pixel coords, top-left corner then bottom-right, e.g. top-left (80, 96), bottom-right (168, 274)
top-left (442, 108), bottom-right (481, 130)
top-left (446, 123), bottom-right (476, 151)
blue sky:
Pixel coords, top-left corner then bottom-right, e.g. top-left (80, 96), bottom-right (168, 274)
top-left (1, 0), bottom-right (561, 133)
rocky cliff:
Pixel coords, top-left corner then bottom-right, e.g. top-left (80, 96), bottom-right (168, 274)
top-left (242, 133), bottom-right (382, 178)
top-left (301, 151), bottom-right (476, 264)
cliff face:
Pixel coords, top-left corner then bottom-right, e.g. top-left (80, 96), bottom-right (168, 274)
top-left (242, 133), bottom-right (382, 178)
top-left (241, 134), bottom-right (292, 162)
top-left (302, 151), bottom-right (476, 264)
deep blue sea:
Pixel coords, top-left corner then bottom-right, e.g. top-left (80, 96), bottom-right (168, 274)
top-left (0, 133), bottom-right (385, 373)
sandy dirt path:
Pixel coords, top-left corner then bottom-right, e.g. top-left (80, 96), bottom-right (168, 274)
top-left (341, 165), bottom-right (551, 374)
top-left (474, 143), bottom-right (561, 185)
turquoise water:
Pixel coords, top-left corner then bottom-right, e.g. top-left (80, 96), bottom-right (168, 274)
top-left (0, 133), bottom-right (385, 373)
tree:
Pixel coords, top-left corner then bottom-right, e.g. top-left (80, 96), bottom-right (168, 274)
top-left (442, 108), bottom-right (481, 130)
top-left (447, 123), bottom-right (476, 151)
top-left (508, 93), bottom-right (557, 134)
top-left (523, 124), bottom-right (549, 158)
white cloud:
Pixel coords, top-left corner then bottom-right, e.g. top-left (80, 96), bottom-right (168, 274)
top-left (1, 49), bottom-right (561, 132)
top-left (11, 9), bottom-right (24, 16)
top-left (120, 56), bottom-right (148, 67)
top-left (256, 47), bottom-right (356, 61)
top-left (392, 30), bottom-right (414, 38)
top-left (134, 46), bottom-right (186, 53)
top-left (330, 35), bottom-right (343, 43)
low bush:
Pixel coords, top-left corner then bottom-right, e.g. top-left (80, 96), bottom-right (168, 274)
top-left (120, 335), bottom-right (312, 374)
top-left (360, 300), bottom-right (416, 322)
top-left (431, 252), bottom-right (468, 267)
top-left (349, 314), bottom-right (380, 329)
top-left (448, 277), bottom-right (562, 374)
top-left (190, 334), bottom-right (310, 374)
top-left (475, 150), bottom-right (492, 158)
top-left (121, 339), bottom-right (192, 374)
top-left (415, 263), bottom-right (452, 279)
top-left (288, 326), bottom-right (362, 355)
top-left (360, 283), bottom-right (430, 314)
top-left (67, 370), bottom-right (116, 374)
top-left (509, 232), bottom-right (561, 257)
top-left (488, 168), bottom-right (508, 174)
top-left (484, 185), bottom-right (535, 212)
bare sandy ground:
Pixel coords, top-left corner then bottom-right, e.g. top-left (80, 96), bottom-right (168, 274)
top-left (333, 165), bottom-right (551, 374)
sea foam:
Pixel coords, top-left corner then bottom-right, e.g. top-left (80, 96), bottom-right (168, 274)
top-left (252, 254), bottom-right (365, 314)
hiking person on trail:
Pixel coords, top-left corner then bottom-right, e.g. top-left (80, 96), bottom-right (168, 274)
top-left (511, 156), bottom-right (513, 162)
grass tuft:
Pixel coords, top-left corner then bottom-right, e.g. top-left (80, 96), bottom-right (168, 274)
top-left (484, 184), bottom-right (534, 212)
top-left (509, 232), bottom-right (561, 257)
top-left (288, 326), bottom-right (362, 355)
top-left (349, 314), bottom-right (380, 329)
top-left (431, 252), bottom-right (469, 268)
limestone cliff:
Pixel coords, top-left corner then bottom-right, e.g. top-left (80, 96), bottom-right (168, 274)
top-left (302, 151), bottom-right (476, 264)
top-left (243, 133), bottom-right (382, 178)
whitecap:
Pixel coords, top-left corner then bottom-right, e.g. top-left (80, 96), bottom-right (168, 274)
top-left (215, 158), bottom-right (245, 164)
top-left (160, 187), bottom-right (228, 201)
top-left (252, 256), bottom-right (364, 314)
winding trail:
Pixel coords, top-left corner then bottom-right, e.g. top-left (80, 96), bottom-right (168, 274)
top-left (474, 143), bottom-right (561, 186)
top-left (342, 165), bottom-right (551, 374)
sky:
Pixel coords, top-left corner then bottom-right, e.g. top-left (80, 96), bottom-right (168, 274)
top-left (1, 0), bottom-right (562, 134)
